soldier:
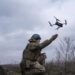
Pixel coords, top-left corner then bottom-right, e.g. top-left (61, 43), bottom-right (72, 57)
top-left (20, 34), bottom-right (58, 75)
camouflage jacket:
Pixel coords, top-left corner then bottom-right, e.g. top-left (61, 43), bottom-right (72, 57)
top-left (22, 36), bottom-right (57, 61)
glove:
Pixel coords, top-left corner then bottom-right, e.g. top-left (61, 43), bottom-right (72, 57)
top-left (51, 34), bottom-right (58, 40)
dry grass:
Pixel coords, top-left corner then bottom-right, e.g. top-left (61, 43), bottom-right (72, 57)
top-left (1, 61), bottom-right (75, 75)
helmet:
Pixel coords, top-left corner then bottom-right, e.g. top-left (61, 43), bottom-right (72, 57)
top-left (29, 34), bottom-right (41, 42)
top-left (31, 34), bottom-right (41, 40)
top-left (30, 34), bottom-right (41, 40)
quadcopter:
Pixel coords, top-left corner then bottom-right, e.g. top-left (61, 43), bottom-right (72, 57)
top-left (48, 16), bottom-right (67, 30)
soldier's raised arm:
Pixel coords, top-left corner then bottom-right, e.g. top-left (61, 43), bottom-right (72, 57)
top-left (27, 34), bottom-right (58, 51)
top-left (39, 34), bottom-right (58, 49)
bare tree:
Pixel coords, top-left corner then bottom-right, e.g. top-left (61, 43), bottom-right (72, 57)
top-left (56, 37), bottom-right (75, 61)
top-left (56, 37), bottom-right (75, 75)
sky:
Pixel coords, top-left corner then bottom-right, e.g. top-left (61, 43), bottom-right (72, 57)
top-left (0, 0), bottom-right (75, 64)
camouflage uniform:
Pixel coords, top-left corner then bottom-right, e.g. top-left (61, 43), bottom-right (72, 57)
top-left (20, 34), bottom-right (58, 75)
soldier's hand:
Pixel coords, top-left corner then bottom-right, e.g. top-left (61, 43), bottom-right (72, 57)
top-left (51, 34), bottom-right (58, 40)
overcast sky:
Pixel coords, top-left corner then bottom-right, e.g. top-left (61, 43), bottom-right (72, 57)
top-left (0, 0), bottom-right (75, 64)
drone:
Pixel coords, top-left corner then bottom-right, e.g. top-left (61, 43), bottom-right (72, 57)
top-left (48, 16), bottom-right (67, 30)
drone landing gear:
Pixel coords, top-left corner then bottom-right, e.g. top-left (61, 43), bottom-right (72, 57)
top-left (56, 26), bottom-right (61, 30)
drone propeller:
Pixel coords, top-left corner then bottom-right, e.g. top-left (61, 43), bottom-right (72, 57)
top-left (54, 16), bottom-right (60, 21)
top-left (48, 21), bottom-right (53, 27)
top-left (65, 20), bottom-right (67, 25)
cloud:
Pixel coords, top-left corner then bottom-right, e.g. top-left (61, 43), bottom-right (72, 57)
top-left (0, 0), bottom-right (75, 64)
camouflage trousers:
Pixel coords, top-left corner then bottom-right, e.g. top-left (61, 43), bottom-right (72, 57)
top-left (25, 69), bottom-right (47, 75)
top-left (20, 60), bottom-right (46, 75)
